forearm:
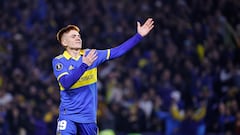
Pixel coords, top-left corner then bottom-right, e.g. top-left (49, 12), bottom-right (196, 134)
top-left (109, 33), bottom-right (142, 59)
top-left (59, 63), bottom-right (88, 89)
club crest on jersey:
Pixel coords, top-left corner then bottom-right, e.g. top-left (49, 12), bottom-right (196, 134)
top-left (56, 63), bottom-right (63, 71)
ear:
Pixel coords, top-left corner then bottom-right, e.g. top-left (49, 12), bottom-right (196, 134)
top-left (61, 38), bottom-right (68, 47)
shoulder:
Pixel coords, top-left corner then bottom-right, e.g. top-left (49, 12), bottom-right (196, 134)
top-left (54, 54), bottom-right (64, 59)
top-left (52, 55), bottom-right (66, 70)
top-left (52, 54), bottom-right (65, 65)
top-left (52, 54), bottom-right (66, 62)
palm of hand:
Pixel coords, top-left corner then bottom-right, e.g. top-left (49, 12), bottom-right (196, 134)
top-left (137, 18), bottom-right (154, 37)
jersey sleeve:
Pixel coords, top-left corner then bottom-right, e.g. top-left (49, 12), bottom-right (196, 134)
top-left (52, 58), bottom-right (89, 90)
top-left (52, 58), bottom-right (69, 81)
top-left (84, 33), bottom-right (142, 66)
top-left (85, 49), bottom-right (110, 67)
top-left (109, 33), bottom-right (142, 60)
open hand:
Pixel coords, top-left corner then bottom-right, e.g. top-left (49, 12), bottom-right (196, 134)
top-left (82, 49), bottom-right (98, 66)
top-left (137, 18), bottom-right (154, 37)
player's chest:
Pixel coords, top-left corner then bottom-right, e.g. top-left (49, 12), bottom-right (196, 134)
top-left (65, 59), bottom-right (83, 71)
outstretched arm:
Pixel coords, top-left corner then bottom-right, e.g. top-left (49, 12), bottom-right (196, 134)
top-left (109, 18), bottom-right (154, 60)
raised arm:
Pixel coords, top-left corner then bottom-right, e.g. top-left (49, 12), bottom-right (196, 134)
top-left (109, 18), bottom-right (154, 60)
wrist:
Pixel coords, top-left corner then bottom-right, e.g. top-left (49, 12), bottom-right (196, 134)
top-left (81, 63), bottom-right (89, 68)
top-left (136, 33), bottom-right (143, 38)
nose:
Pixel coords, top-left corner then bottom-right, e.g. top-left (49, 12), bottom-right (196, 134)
top-left (76, 35), bottom-right (81, 40)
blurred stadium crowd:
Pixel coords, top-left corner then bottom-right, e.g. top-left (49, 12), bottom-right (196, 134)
top-left (0, 0), bottom-right (240, 135)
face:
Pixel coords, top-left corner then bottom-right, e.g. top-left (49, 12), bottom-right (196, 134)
top-left (62, 30), bottom-right (82, 49)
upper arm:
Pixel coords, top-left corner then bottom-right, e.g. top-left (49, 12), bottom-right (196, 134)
top-left (90, 49), bottom-right (110, 67)
top-left (52, 58), bottom-right (68, 81)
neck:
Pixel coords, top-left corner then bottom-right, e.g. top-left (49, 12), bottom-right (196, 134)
top-left (67, 48), bottom-right (81, 58)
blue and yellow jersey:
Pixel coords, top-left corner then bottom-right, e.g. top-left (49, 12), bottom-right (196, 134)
top-left (52, 49), bottom-right (110, 123)
top-left (52, 33), bottom-right (142, 123)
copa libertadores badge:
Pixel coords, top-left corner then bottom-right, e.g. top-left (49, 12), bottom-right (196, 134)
top-left (56, 63), bottom-right (63, 71)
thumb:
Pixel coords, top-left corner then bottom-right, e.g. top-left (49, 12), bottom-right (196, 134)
top-left (137, 21), bottom-right (141, 29)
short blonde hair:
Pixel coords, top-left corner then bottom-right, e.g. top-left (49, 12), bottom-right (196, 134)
top-left (56, 25), bottom-right (80, 43)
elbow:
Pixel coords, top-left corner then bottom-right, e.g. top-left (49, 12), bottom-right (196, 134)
top-left (59, 76), bottom-right (72, 90)
top-left (61, 82), bottom-right (71, 90)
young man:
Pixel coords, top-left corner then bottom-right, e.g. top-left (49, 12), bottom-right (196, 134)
top-left (52, 18), bottom-right (154, 135)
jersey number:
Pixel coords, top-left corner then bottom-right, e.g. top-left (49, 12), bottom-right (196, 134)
top-left (57, 120), bottom-right (67, 130)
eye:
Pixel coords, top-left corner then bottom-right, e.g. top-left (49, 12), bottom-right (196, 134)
top-left (71, 35), bottom-right (76, 38)
top-left (71, 34), bottom-right (80, 38)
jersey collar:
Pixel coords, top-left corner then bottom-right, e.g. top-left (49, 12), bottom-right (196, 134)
top-left (63, 50), bottom-right (85, 60)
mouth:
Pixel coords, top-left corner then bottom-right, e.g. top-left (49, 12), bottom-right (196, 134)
top-left (75, 42), bottom-right (82, 45)
top-left (69, 47), bottom-right (81, 50)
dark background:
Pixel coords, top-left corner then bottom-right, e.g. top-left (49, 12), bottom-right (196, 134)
top-left (0, 0), bottom-right (240, 134)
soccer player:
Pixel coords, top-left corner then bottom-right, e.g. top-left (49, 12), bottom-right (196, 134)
top-left (52, 18), bottom-right (154, 135)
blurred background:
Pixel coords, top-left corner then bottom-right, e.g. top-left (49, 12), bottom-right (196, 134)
top-left (0, 0), bottom-right (240, 135)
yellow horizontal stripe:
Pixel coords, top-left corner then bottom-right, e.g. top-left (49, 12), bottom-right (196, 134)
top-left (60, 68), bottom-right (97, 90)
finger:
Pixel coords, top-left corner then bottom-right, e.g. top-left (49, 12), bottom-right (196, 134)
top-left (137, 21), bottom-right (141, 29)
top-left (92, 55), bottom-right (98, 61)
top-left (149, 20), bottom-right (154, 26)
top-left (87, 49), bottom-right (96, 57)
top-left (89, 49), bottom-right (96, 55)
top-left (88, 51), bottom-right (98, 61)
top-left (88, 54), bottom-right (98, 64)
top-left (91, 51), bottom-right (98, 59)
top-left (146, 20), bottom-right (154, 28)
top-left (144, 18), bottom-right (153, 26)
top-left (91, 50), bottom-right (97, 58)
top-left (149, 25), bottom-right (154, 31)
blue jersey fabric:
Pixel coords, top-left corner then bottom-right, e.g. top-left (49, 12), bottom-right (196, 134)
top-left (52, 33), bottom-right (142, 124)
top-left (52, 49), bottom-right (109, 123)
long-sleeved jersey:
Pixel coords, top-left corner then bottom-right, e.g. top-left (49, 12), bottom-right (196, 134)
top-left (52, 33), bottom-right (142, 123)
